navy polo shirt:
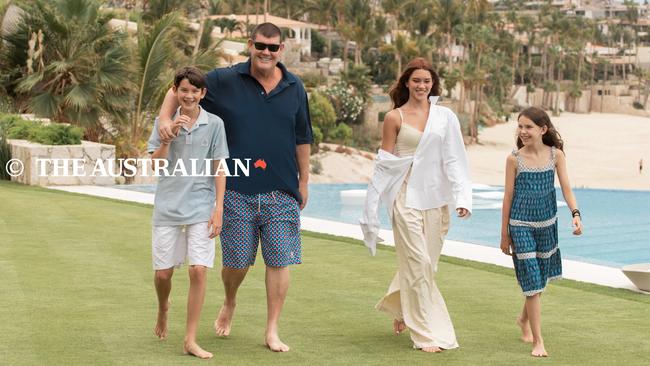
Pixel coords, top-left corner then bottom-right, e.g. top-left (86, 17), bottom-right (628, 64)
top-left (200, 59), bottom-right (313, 203)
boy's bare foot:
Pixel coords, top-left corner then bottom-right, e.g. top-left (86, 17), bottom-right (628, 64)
top-left (517, 316), bottom-right (533, 343)
top-left (265, 333), bottom-right (290, 352)
top-left (183, 342), bottom-right (213, 359)
top-left (531, 341), bottom-right (548, 357)
top-left (154, 304), bottom-right (169, 340)
top-left (421, 346), bottom-right (442, 353)
top-left (393, 319), bottom-right (406, 335)
top-left (214, 303), bottom-right (235, 337)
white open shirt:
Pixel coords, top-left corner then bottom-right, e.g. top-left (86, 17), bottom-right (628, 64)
top-left (360, 96), bottom-right (472, 255)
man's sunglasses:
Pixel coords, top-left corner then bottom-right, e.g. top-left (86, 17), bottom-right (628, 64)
top-left (253, 42), bottom-right (281, 52)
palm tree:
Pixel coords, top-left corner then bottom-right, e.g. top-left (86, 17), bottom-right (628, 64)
top-left (272, 0), bottom-right (305, 20)
top-left (401, 0), bottom-right (434, 38)
top-left (214, 17), bottom-right (244, 39)
top-left (193, 0), bottom-right (210, 56)
top-left (2, 0), bottom-right (131, 141)
top-left (380, 33), bottom-right (417, 78)
top-left (345, 0), bottom-right (374, 66)
top-left (142, 0), bottom-right (195, 23)
top-left (382, 0), bottom-right (406, 33)
top-left (119, 12), bottom-right (221, 159)
top-left (306, 0), bottom-right (337, 57)
top-left (433, 0), bottom-right (463, 71)
top-left (623, 0), bottom-right (639, 84)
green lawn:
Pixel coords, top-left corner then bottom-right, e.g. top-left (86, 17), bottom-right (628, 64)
top-left (1, 181), bottom-right (649, 365)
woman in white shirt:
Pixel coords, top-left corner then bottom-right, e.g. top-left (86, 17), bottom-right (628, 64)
top-left (366, 57), bottom-right (472, 353)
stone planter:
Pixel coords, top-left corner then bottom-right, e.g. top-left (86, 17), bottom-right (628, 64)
top-left (8, 139), bottom-right (116, 186)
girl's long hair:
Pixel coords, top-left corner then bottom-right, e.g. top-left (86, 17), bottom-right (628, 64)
top-left (388, 57), bottom-right (440, 108)
top-left (517, 107), bottom-right (564, 151)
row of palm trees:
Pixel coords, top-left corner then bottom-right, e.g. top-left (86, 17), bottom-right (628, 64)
top-left (1, 0), bottom-right (648, 149)
top-left (263, 0), bottom-right (648, 141)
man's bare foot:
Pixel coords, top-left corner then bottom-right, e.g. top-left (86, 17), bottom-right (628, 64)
top-left (420, 346), bottom-right (442, 353)
top-left (183, 342), bottom-right (213, 359)
top-left (154, 304), bottom-right (169, 340)
top-left (393, 319), bottom-right (406, 335)
top-left (214, 303), bottom-right (235, 337)
top-left (531, 341), bottom-right (548, 357)
top-left (517, 316), bottom-right (533, 343)
top-left (265, 334), bottom-right (290, 352)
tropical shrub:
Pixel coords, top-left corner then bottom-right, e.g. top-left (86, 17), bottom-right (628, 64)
top-left (311, 30), bottom-right (326, 57)
top-left (1, 0), bottom-right (131, 141)
top-left (2, 115), bottom-right (82, 145)
top-left (324, 82), bottom-right (364, 125)
top-left (301, 72), bottom-right (327, 89)
top-left (340, 64), bottom-right (372, 104)
top-left (311, 126), bottom-right (323, 154)
top-left (309, 92), bottom-right (336, 136)
top-left (329, 123), bottom-right (353, 145)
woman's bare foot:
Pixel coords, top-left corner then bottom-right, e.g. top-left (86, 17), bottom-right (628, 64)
top-left (531, 341), bottom-right (548, 357)
top-left (265, 333), bottom-right (290, 352)
top-left (393, 319), bottom-right (406, 335)
top-left (517, 316), bottom-right (534, 343)
top-left (183, 341), bottom-right (213, 359)
top-left (420, 346), bottom-right (442, 353)
top-left (214, 303), bottom-right (235, 337)
top-left (154, 304), bottom-right (169, 340)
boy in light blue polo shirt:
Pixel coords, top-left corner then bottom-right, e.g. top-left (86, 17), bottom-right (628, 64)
top-left (147, 67), bottom-right (228, 360)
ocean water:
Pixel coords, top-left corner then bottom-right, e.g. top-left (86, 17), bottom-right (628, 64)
top-left (115, 183), bottom-right (650, 268)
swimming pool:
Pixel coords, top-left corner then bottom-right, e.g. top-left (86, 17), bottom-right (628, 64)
top-left (115, 183), bottom-right (650, 268)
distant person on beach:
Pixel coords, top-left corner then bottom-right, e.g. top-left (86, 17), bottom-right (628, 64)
top-left (500, 106), bottom-right (582, 357)
top-left (640, 159), bottom-right (644, 174)
top-left (360, 57), bottom-right (472, 353)
top-left (157, 22), bottom-right (312, 353)
top-left (148, 67), bottom-right (229, 359)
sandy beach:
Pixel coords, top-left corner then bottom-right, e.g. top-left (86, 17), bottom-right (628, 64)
top-left (312, 112), bottom-right (650, 191)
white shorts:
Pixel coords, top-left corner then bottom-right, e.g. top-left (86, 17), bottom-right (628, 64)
top-left (152, 222), bottom-right (215, 270)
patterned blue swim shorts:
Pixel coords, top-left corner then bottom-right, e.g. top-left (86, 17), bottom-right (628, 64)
top-left (220, 189), bottom-right (301, 268)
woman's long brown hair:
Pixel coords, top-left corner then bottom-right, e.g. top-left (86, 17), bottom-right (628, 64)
top-left (388, 57), bottom-right (441, 108)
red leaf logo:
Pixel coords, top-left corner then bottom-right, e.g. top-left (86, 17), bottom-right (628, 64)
top-left (254, 159), bottom-right (267, 170)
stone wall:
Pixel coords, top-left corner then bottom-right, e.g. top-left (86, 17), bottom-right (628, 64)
top-left (510, 84), bottom-right (650, 116)
top-left (9, 140), bottom-right (116, 186)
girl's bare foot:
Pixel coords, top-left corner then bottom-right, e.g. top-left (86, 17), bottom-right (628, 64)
top-left (393, 319), bottom-right (406, 335)
top-left (517, 316), bottom-right (533, 343)
top-left (531, 341), bottom-right (548, 357)
top-left (421, 346), bottom-right (442, 353)
top-left (183, 342), bottom-right (213, 359)
top-left (265, 333), bottom-right (290, 352)
top-left (154, 303), bottom-right (170, 340)
top-left (214, 303), bottom-right (235, 337)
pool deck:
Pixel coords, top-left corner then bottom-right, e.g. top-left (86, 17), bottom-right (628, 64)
top-left (48, 185), bottom-right (646, 294)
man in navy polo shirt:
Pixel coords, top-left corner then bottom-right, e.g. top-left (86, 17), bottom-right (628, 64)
top-left (157, 23), bottom-right (312, 353)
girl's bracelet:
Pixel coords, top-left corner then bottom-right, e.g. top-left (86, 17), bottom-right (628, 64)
top-left (571, 209), bottom-right (581, 218)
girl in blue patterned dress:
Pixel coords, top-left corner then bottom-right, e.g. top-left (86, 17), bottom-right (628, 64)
top-left (500, 107), bottom-right (583, 357)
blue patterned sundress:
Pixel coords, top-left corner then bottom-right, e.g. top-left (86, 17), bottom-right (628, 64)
top-left (509, 147), bottom-right (562, 296)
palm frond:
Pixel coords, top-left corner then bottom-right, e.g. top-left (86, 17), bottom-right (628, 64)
top-left (96, 47), bottom-right (132, 91)
top-left (48, 60), bottom-right (72, 74)
top-left (16, 72), bottom-right (44, 93)
top-left (135, 12), bottom-right (181, 117)
top-left (29, 91), bottom-right (59, 117)
top-left (64, 83), bottom-right (94, 109)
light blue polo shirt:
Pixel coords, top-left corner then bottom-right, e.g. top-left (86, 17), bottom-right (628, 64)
top-left (147, 107), bottom-right (229, 226)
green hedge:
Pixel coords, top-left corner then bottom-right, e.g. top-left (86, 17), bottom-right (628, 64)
top-left (0, 114), bottom-right (82, 145)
